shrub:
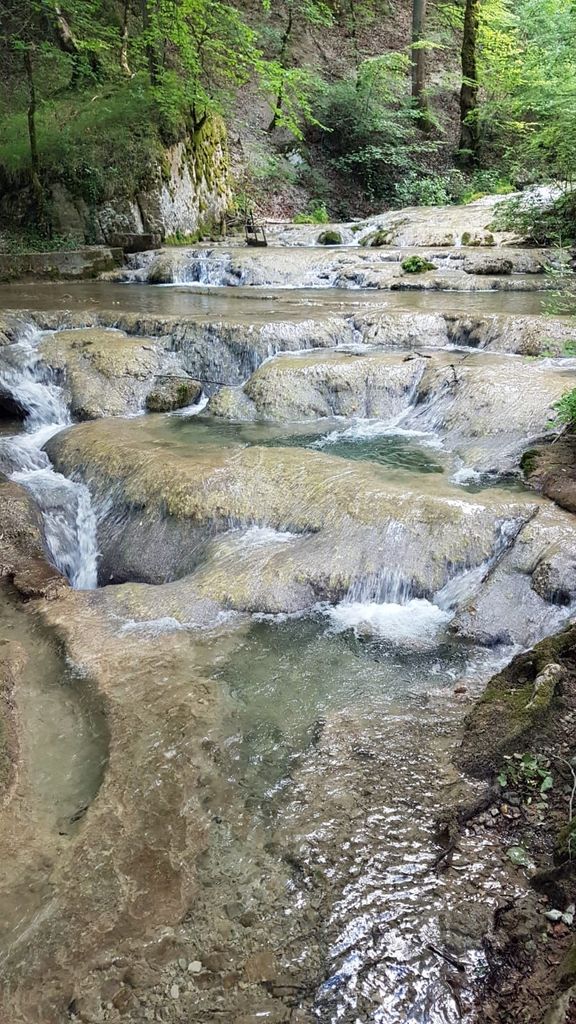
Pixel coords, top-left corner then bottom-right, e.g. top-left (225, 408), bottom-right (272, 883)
top-left (293, 202), bottom-right (330, 224)
top-left (491, 190), bottom-right (576, 246)
top-left (393, 172), bottom-right (456, 207)
top-left (401, 255), bottom-right (436, 273)
top-left (553, 387), bottom-right (576, 425)
top-left (314, 54), bottom-right (436, 201)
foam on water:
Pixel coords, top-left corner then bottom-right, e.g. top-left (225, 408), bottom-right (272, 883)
top-left (327, 597), bottom-right (451, 643)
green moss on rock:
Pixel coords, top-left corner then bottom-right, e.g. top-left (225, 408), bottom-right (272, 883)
top-left (401, 255), bottom-right (436, 273)
top-left (318, 230), bottom-right (342, 246)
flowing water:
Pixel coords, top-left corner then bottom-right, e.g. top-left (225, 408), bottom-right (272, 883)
top-left (0, 328), bottom-right (99, 587)
top-left (0, 250), bottom-right (573, 1022)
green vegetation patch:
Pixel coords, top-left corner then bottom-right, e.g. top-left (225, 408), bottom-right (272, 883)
top-left (401, 255), bottom-right (436, 274)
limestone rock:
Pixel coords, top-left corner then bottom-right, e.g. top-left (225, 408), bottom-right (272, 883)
top-left (145, 377), bottom-right (201, 412)
top-left (463, 255), bottom-right (513, 275)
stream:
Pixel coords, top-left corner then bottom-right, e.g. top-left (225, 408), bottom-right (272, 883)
top-left (0, 236), bottom-right (575, 1023)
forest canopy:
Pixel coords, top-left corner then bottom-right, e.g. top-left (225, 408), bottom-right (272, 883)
top-left (0, 0), bottom-right (574, 234)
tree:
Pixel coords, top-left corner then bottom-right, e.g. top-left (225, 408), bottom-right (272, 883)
top-left (264, 0), bottom-right (333, 132)
top-left (459, 0), bottom-right (480, 164)
top-left (411, 0), bottom-right (428, 120)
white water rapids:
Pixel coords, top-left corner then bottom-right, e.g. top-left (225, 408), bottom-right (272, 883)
top-left (0, 328), bottom-right (99, 588)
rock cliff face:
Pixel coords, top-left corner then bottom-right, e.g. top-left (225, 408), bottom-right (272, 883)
top-left (22, 118), bottom-right (232, 246)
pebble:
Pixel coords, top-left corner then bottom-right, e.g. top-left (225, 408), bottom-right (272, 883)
top-left (170, 985), bottom-right (179, 1000)
top-left (188, 961), bottom-right (202, 974)
top-left (178, 957), bottom-right (187, 970)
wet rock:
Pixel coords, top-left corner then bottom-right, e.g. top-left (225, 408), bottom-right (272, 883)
top-left (243, 951), bottom-right (277, 982)
top-left (0, 478), bottom-right (68, 600)
top-left (456, 622), bottom-right (576, 777)
top-left (463, 255), bottom-right (513, 275)
top-left (531, 555), bottom-right (576, 605)
top-left (39, 328), bottom-right (185, 419)
top-left (210, 351), bottom-right (427, 422)
top-left (317, 230), bottom-right (342, 246)
top-left (145, 377), bottom-right (202, 412)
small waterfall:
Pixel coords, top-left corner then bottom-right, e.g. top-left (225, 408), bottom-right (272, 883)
top-left (0, 329), bottom-right (99, 589)
top-left (172, 251), bottom-right (235, 286)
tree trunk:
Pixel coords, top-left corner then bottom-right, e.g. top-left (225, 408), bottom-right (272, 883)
top-left (459, 0), bottom-right (480, 164)
top-left (411, 0), bottom-right (428, 119)
top-left (120, 0), bottom-right (132, 76)
top-left (267, 4), bottom-right (293, 132)
top-left (141, 0), bottom-right (158, 85)
top-left (24, 50), bottom-right (48, 234)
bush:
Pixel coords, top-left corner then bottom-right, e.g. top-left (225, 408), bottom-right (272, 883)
top-left (491, 190), bottom-right (576, 246)
top-left (393, 172), bottom-right (459, 208)
top-left (0, 76), bottom-right (162, 206)
top-left (553, 387), bottom-right (576, 425)
top-left (401, 255), bottom-right (436, 273)
top-left (293, 202), bottom-right (330, 224)
top-left (315, 55), bottom-right (435, 201)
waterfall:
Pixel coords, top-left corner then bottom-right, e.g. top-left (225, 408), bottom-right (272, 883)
top-left (172, 251), bottom-right (235, 286)
top-left (0, 328), bottom-right (99, 589)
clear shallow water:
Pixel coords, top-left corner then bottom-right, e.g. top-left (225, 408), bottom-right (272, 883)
top-left (205, 613), bottom-right (514, 1023)
top-left (0, 583), bottom-right (107, 955)
top-left (0, 274), bottom-right (544, 1019)
top-left (152, 413), bottom-right (447, 474)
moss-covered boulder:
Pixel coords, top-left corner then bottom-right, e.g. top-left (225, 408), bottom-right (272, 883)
top-left (456, 623), bottom-right (576, 777)
top-left (317, 230), bottom-right (343, 246)
top-left (145, 377), bottom-right (201, 412)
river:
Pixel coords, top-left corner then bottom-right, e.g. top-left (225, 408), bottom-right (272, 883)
top-left (0, 232), bottom-right (574, 1023)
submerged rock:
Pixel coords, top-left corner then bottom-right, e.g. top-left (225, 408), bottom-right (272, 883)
top-left (0, 477), bottom-right (68, 600)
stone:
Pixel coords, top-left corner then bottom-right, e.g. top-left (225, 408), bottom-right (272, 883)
top-left (0, 247), bottom-right (122, 283)
top-left (169, 985), bottom-right (179, 999)
top-left (317, 230), bottom-right (342, 245)
top-left (243, 951), bottom-right (277, 982)
top-left (188, 961), bottom-right (202, 974)
top-left (145, 377), bottom-right (202, 412)
top-left (107, 233), bottom-right (162, 253)
top-left (463, 255), bottom-right (513, 275)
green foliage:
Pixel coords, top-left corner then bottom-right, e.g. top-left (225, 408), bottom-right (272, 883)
top-left (0, 77), bottom-right (161, 204)
top-left (0, 229), bottom-right (81, 253)
top-left (393, 171), bottom-right (459, 207)
top-left (477, 0), bottom-right (576, 182)
top-left (315, 53), bottom-right (436, 200)
top-left (497, 752), bottom-right (554, 802)
top-left (293, 202), bottom-right (329, 224)
top-left (460, 169), bottom-right (515, 203)
top-left (553, 387), bottom-right (576, 427)
top-left (491, 191), bottom-right (576, 247)
top-left (401, 255), bottom-right (436, 273)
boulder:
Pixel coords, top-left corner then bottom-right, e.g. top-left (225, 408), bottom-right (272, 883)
top-left (106, 232), bottom-right (162, 253)
top-left (145, 377), bottom-right (202, 412)
top-left (463, 255), bottom-right (513, 275)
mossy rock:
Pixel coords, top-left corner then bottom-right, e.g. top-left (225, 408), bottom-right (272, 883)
top-left (401, 255), bottom-right (436, 274)
top-left (145, 378), bottom-right (202, 412)
top-left (360, 229), bottom-right (391, 248)
top-left (520, 448), bottom-right (538, 477)
top-left (457, 623), bottom-right (576, 778)
top-left (318, 230), bottom-right (342, 246)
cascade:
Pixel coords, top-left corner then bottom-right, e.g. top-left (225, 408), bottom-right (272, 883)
top-left (0, 328), bottom-right (99, 588)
